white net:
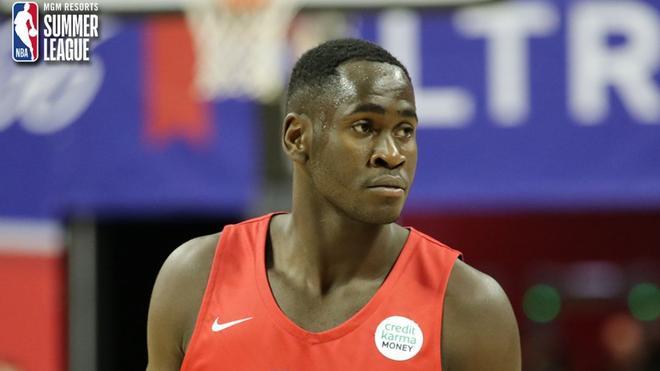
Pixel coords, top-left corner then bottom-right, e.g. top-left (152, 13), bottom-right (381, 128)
top-left (184, 0), bottom-right (300, 103)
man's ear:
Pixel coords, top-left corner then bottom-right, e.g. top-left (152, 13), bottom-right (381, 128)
top-left (282, 113), bottom-right (312, 163)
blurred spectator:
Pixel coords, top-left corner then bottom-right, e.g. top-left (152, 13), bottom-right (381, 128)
top-left (601, 313), bottom-right (660, 371)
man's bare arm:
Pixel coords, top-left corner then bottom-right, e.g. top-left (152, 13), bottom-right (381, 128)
top-left (442, 259), bottom-right (522, 371)
top-left (146, 234), bottom-right (219, 371)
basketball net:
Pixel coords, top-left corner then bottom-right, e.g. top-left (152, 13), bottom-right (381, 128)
top-left (184, 0), bottom-right (300, 103)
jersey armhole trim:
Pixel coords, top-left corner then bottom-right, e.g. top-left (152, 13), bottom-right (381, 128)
top-left (438, 252), bottom-right (461, 371)
top-left (180, 226), bottom-right (231, 371)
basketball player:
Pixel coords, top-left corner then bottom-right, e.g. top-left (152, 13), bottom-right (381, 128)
top-left (147, 39), bottom-right (521, 370)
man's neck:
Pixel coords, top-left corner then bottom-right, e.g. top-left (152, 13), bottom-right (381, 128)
top-left (269, 207), bottom-right (409, 296)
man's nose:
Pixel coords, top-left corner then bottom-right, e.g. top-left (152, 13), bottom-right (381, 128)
top-left (369, 133), bottom-right (405, 169)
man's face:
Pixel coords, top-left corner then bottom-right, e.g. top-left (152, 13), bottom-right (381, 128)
top-left (306, 60), bottom-right (418, 225)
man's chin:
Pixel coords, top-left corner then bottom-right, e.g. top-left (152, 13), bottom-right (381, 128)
top-left (350, 206), bottom-right (403, 225)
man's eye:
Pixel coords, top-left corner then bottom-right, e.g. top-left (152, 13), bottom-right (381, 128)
top-left (395, 125), bottom-right (415, 138)
top-left (352, 121), bottom-right (373, 134)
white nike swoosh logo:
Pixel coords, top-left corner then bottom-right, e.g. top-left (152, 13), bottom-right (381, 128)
top-left (211, 317), bottom-right (253, 332)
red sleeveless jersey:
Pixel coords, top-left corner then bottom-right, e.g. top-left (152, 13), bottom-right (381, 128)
top-left (181, 213), bottom-right (461, 371)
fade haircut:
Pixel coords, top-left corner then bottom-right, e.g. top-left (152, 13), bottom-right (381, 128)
top-left (286, 38), bottom-right (411, 113)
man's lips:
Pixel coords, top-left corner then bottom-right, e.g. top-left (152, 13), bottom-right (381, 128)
top-left (365, 175), bottom-right (407, 190)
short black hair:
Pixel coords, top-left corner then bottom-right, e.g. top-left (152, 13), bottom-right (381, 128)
top-left (286, 38), bottom-right (411, 112)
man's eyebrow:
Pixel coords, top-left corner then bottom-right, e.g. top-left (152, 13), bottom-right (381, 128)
top-left (399, 109), bottom-right (418, 121)
top-left (348, 103), bottom-right (418, 121)
top-left (349, 103), bottom-right (386, 115)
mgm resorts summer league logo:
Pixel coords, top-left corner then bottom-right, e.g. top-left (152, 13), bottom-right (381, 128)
top-left (12, 1), bottom-right (100, 63)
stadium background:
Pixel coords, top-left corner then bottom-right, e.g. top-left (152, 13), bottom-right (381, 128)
top-left (0, 0), bottom-right (659, 369)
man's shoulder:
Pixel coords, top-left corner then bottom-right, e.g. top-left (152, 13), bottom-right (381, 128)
top-left (442, 259), bottom-right (521, 370)
top-left (148, 233), bottom-right (221, 345)
top-left (408, 227), bottom-right (462, 257)
top-left (167, 211), bottom-right (276, 272)
top-left (446, 259), bottom-right (506, 308)
top-left (157, 232), bottom-right (221, 311)
top-left (146, 233), bottom-right (221, 369)
top-left (166, 232), bottom-right (220, 274)
top-left (152, 232), bottom-right (221, 309)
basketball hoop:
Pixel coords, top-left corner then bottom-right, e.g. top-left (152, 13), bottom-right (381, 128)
top-left (184, 0), bottom-right (300, 103)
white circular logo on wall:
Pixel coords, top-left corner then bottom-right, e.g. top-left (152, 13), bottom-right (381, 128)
top-left (374, 316), bottom-right (424, 361)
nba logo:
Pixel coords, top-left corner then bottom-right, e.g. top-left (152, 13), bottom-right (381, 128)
top-left (12, 2), bottom-right (39, 62)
